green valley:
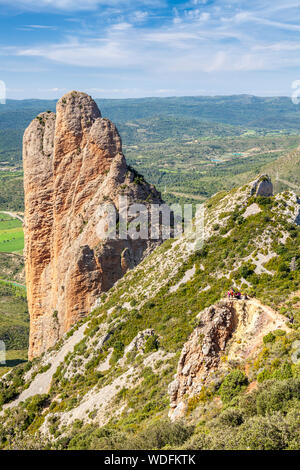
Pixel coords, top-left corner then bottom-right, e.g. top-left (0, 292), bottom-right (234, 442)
top-left (1, 96), bottom-right (300, 210)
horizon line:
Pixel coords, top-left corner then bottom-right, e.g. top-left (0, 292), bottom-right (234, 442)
top-left (4, 93), bottom-right (293, 102)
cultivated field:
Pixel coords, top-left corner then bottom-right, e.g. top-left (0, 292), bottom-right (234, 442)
top-left (0, 212), bottom-right (24, 253)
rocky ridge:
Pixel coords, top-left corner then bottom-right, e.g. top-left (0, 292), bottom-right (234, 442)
top-left (1, 175), bottom-right (300, 449)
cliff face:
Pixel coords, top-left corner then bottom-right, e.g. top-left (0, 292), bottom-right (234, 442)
top-left (23, 91), bottom-right (162, 359)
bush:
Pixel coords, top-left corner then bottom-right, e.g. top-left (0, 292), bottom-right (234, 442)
top-left (263, 332), bottom-right (276, 344)
top-left (25, 394), bottom-right (49, 414)
top-left (256, 379), bottom-right (300, 416)
top-left (219, 370), bottom-right (248, 403)
top-left (144, 335), bottom-right (159, 354)
top-left (233, 413), bottom-right (290, 450)
top-left (120, 420), bottom-right (194, 450)
top-left (219, 408), bottom-right (244, 427)
top-left (239, 263), bottom-right (255, 279)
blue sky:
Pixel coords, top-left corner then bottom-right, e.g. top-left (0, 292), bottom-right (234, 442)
top-left (1, 1), bottom-right (300, 99)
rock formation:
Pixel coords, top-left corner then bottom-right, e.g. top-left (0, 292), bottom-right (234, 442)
top-left (23, 91), bottom-right (163, 359)
top-left (251, 175), bottom-right (273, 197)
top-left (169, 298), bottom-right (290, 420)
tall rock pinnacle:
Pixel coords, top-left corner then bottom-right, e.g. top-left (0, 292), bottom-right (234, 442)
top-left (23, 91), bottom-right (163, 359)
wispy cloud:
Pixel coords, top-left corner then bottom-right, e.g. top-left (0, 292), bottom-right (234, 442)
top-left (2, 0), bottom-right (300, 98)
top-left (17, 24), bottom-right (57, 31)
top-left (26, 24), bottom-right (57, 29)
top-left (0, 0), bottom-right (165, 12)
top-left (111, 22), bottom-right (132, 31)
top-left (254, 42), bottom-right (300, 52)
top-left (133, 11), bottom-right (149, 22)
top-left (8, 2), bottom-right (300, 75)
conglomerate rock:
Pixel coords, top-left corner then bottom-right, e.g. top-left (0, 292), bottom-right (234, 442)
top-left (23, 91), bottom-right (163, 359)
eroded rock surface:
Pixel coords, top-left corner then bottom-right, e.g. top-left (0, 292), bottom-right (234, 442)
top-left (23, 91), bottom-right (163, 359)
top-left (169, 298), bottom-right (290, 420)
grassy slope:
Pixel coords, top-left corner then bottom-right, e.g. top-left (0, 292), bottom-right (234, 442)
top-left (1, 178), bottom-right (300, 449)
top-left (262, 147), bottom-right (300, 193)
top-left (0, 350), bottom-right (27, 378)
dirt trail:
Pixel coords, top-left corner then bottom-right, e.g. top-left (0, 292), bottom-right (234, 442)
top-left (167, 191), bottom-right (206, 201)
top-left (226, 297), bottom-right (291, 362)
top-left (248, 298), bottom-right (290, 326)
top-left (0, 211), bottom-right (24, 223)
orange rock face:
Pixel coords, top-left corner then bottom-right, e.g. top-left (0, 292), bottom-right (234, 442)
top-left (23, 91), bottom-right (162, 359)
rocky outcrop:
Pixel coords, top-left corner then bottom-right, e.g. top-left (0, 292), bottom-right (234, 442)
top-left (169, 299), bottom-right (290, 420)
top-left (168, 302), bottom-right (237, 420)
top-left (251, 175), bottom-right (273, 197)
top-left (23, 91), bottom-right (163, 359)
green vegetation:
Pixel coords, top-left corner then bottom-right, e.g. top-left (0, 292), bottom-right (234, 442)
top-left (125, 131), bottom-right (299, 204)
top-left (0, 252), bottom-right (24, 283)
top-left (1, 98), bottom-right (300, 449)
top-left (1, 96), bottom-right (300, 210)
top-left (0, 281), bottom-right (28, 377)
top-left (0, 173), bottom-right (24, 211)
top-left (0, 213), bottom-right (24, 253)
top-left (1, 180), bottom-right (299, 449)
top-left (219, 370), bottom-right (248, 403)
top-left (0, 349), bottom-right (28, 378)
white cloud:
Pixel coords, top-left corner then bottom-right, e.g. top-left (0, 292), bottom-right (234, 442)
top-left (254, 42), bottom-right (300, 52)
top-left (184, 9), bottom-right (210, 21)
top-left (133, 11), bottom-right (148, 22)
top-left (26, 24), bottom-right (57, 29)
top-left (222, 9), bottom-right (300, 32)
top-left (4, 0), bottom-right (300, 80)
top-left (37, 86), bottom-right (67, 92)
top-left (144, 31), bottom-right (201, 44)
top-left (111, 22), bottom-right (132, 31)
top-left (15, 37), bottom-right (140, 68)
top-left (251, 17), bottom-right (300, 31)
top-left (0, 0), bottom-right (100, 10)
top-left (154, 88), bottom-right (176, 94)
top-left (17, 24), bottom-right (57, 31)
top-left (6, 18), bottom-right (299, 76)
top-left (87, 87), bottom-right (140, 94)
top-left (0, 0), bottom-right (164, 12)
top-left (199, 12), bottom-right (210, 21)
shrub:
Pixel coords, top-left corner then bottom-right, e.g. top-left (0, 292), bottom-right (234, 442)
top-left (120, 420), bottom-right (194, 450)
top-left (263, 332), bottom-right (276, 344)
top-left (256, 379), bottom-right (300, 416)
top-left (144, 335), bottom-right (159, 354)
top-left (239, 263), bottom-right (255, 279)
top-left (219, 408), bottom-right (244, 427)
top-left (234, 413), bottom-right (290, 450)
top-left (25, 394), bottom-right (49, 414)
